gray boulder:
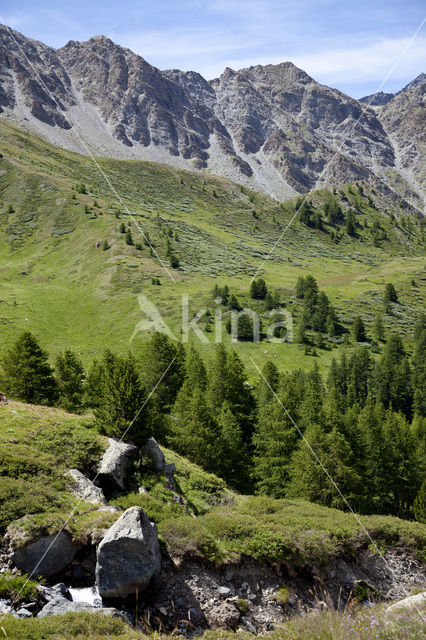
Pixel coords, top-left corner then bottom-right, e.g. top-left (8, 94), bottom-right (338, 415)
top-left (96, 438), bottom-right (138, 492)
top-left (38, 583), bottom-right (72, 602)
top-left (38, 597), bottom-right (128, 621)
top-left (12, 532), bottom-right (76, 577)
top-left (96, 506), bottom-right (161, 599)
top-left (68, 469), bottom-right (107, 505)
top-left (143, 437), bottom-right (166, 473)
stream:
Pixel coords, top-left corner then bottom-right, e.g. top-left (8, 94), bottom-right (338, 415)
top-left (68, 585), bottom-right (102, 608)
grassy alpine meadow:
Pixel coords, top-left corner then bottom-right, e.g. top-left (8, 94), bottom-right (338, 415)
top-left (0, 120), bottom-right (424, 377)
top-left (1, 402), bottom-right (425, 565)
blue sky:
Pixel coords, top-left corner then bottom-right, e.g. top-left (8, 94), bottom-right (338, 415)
top-left (1, 0), bottom-right (425, 97)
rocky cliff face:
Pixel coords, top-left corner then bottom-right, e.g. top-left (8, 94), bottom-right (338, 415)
top-left (0, 25), bottom-right (424, 208)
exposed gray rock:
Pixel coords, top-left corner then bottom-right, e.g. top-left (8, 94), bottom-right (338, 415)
top-left (96, 438), bottom-right (137, 492)
top-left (207, 602), bottom-right (240, 629)
top-left (143, 437), bottom-right (166, 472)
top-left (96, 506), bottom-right (161, 599)
top-left (386, 591), bottom-right (426, 613)
top-left (37, 596), bottom-right (128, 620)
top-left (38, 583), bottom-right (72, 602)
top-left (67, 469), bottom-right (106, 505)
top-left (1, 25), bottom-right (424, 207)
top-left (11, 532), bottom-right (76, 578)
top-left (217, 586), bottom-right (231, 597)
top-left (16, 607), bottom-right (32, 618)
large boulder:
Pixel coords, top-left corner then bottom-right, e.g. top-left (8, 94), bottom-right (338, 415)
top-left (96, 438), bottom-right (138, 493)
top-left (96, 507), bottom-right (161, 599)
top-left (11, 532), bottom-right (76, 578)
top-left (143, 437), bottom-right (166, 473)
top-left (68, 469), bottom-right (107, 505)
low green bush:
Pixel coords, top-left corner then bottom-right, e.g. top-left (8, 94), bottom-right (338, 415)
top-left (0, 571), bottom-right (39, 603)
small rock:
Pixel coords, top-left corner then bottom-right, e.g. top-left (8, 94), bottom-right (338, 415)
top-left (218, 586), bottom-right (231, 597)
top-left (38, 583), bottom-right (71, 602)
top-left (241, 617), bottom-right (257, 633)
top-left (224, 567), bottom-right (234, 582)
top-left (17, 608), bottom-right (32, 618)
top-left (208, 602), bottom-right (240, 629)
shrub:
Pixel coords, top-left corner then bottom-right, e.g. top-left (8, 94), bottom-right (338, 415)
top-left (158, 516), bottom-right (219, 561)
top-left (274, 584), bottom-right (290, 605)
top-left (235, 598), bottom-right (249, 614)
top-left (0, 571), bottom-right (39, 603)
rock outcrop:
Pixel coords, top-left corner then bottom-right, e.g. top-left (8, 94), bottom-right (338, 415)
top-left (96, 506), bottom-right (161, 599)
top-left (0, 25), bottom-right (424, 207)
top-left (95, 438), bottom-right (137, 494)
top-left (143, 437), bottom-right (166, 473)
top-left (11, 532), bottom-right (76, 578)
top-left (67, 468), bottom-right (107, 505)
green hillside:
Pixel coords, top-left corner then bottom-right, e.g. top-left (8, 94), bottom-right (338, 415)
top-left (2, 401), bottom-right (425, 563)
top-left (0, 119), bottom-right (424, 376)
top-left (1, 401), bottom-right (425, 639)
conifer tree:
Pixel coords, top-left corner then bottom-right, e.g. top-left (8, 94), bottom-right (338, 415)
top-left (256, 361), bottom-right (279, 407)
top-left (2, 331), bottom-right (57, 405)
top-left (84, 350), bottom-right (115, 408)
top-left (169, 385), bottom-right (221, 473)
top-left (352, 315), bottom-right (367, 342)
top-left (207, 343), bottom-right (228, 415)
top-left (357, 401), bottom-right (388, 512)
top-left (55, 349), bottom-right (84, 413)
top-left (287, 423), bottom-right (360, 510)
top-left (220, 285), bottom-right (230, 305)
top-left (295, 318), bottom-right (307, 344)
top-left (381, 409), bottom-right (419, 517)
top-left (250, 278), bottom-right (268, 300)
top-left (347, 347), bottom-right (372, 407)
top-left (373, 314), bottom-right (385, 342)
top-left (217, 400), bottom-right (249, 491)
top-left (94, 352), bottom-right (147, 445)
top-left (375, 333), bottom-right (413, 417)
top-left (345, 209), bottom-right (356, 236)
top-left (253, 398), bottom-right (297, 497)
top-left (140, 332), bottom-right (185, 413)
top-left (414, 480), bottom-right (426, 523)
top-left (228, 294), bottom-right (240, 310)
top-left (184, 345), bottom-right (207, 391)
top-left (312, 291), bottom-right (330, 332)
top-left (295, 276), bottom-right (305, 299)
top-left (384, 282), bottom-right (398, 304)
top-left (412, 329), bottom-right (426, 417)
top-left (224, 349), bottom-right (256, 443)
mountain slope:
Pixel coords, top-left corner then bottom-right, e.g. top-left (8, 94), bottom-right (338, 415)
top-left (0, 120), bottom-right (424, 375)
top-left (0, 25), bottom-right (424, 208)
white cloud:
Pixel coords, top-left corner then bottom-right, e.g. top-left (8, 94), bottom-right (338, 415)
top-left (291, 36), bottom-right (426, 94)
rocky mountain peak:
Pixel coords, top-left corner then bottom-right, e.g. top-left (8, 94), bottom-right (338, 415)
top-left (0, 27), bottom-right (424, 209)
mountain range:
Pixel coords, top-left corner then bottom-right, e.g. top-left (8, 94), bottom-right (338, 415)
top-left (0, 25), bottom-right (424, 209)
